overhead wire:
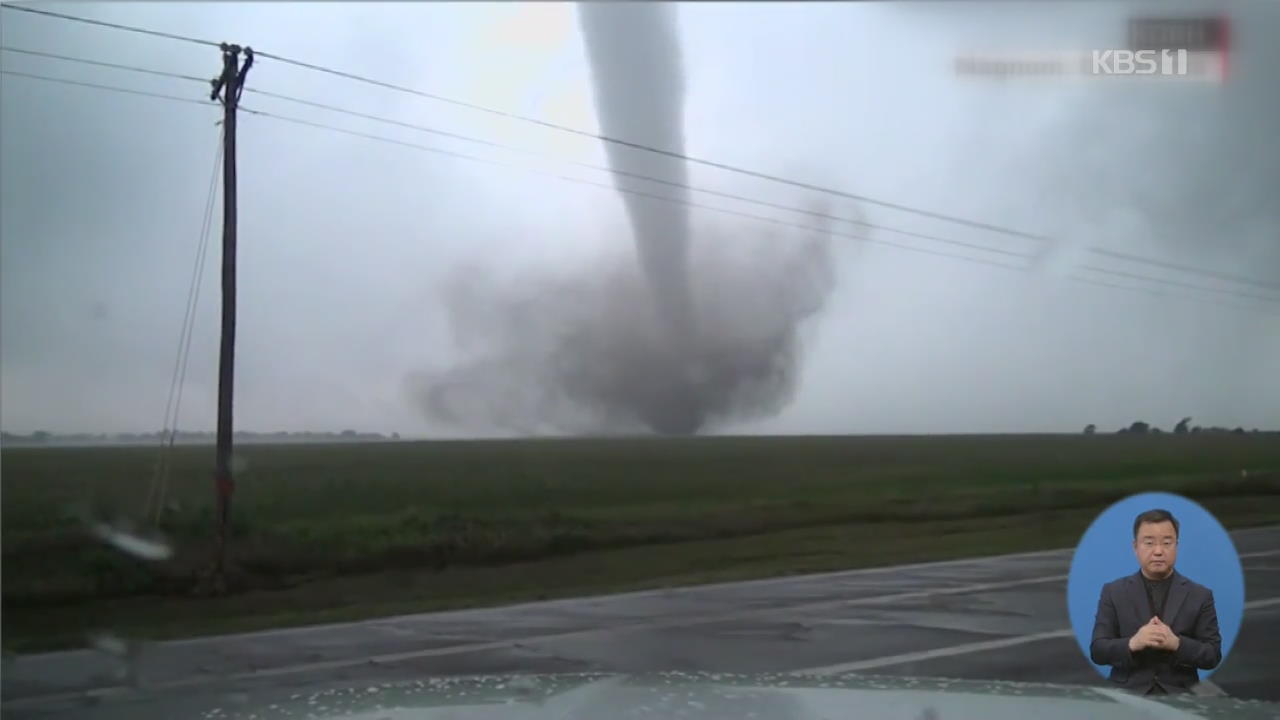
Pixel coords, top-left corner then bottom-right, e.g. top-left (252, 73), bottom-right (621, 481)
top-left (1069, 276), bottom-right (1280, 317)
top-left (1, 45), bottom-right (211, 84)
top-left (0, 69), bottom-right (216, 107)
top-left (147, 130), bottom-right (224, 526)
top-left (15, 42), bottom-right (1271, 286)
top-left (0, 62), bottom-right (1025, 272)
top-left (0, 1), bottom-right (1049, 243)
top-left (251, 49), bottom-right (1051, 243)
top-left (6, 45), bottom-right (1276, 317)
top-left (1087, 247), bottom-right (1280, 292)
top-left (0, 4), bottom-right (221, 48)
top-left (8, 7), bottom-right (1276, 295)
top-left (243, 87), bottom-right (1030, 259)
top-left (1077, 265), bottom-right (1280, 306)
top-left (230, 104), bottom-right (1280, 308)
top-left (242, 84), bottom-right (1280, 303)
top-left (237, 104), bottom-right (1033, 273)
top-left (11, 5), bottom-right (1278, 295)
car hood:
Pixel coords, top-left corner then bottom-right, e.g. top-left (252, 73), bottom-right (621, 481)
top-left (205, 672), bottom-right (1277, 720)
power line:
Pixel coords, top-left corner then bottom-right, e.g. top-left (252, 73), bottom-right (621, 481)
top-left (1088, 247), bottom-right (1280, 292)
top-left (1071, 275), bottom-right (1172, 301)
top-left (6, 45), bottom-right (1251, 276)
top-left (172, 132), bottom-right (224, 447)
top-left (239, 105), bottom-right (1031, 273)
top-left (1069, 276), bottom-right (1280, 317)
top-left (11, 64), bottom-right (1272, 317)
top-left (252, 49), bottom-right (1049, 244)
top-left (244, 87), bottom-right (1029, 260)
top-left (0, 2), bottom-right (1046, 242)
top-left (1078, 265), bottom-right (1280, 306)
top-left (1, 66), bottom-right (1012, 271)
top-left (11, 43), bottom-right (1263, 279)
top-left (11, 40), bottom-right (1261, 290)
top-left (243, 85), bottom-right (1280, 295)
top-left (0, 4), bottom-right (221, 48)
top-left (0, 69), bottom-right (216, 107)
top-left (16, 9), bottom-right (1271, 299)
top-left (0, 45), bottom-right (210, 84)
top-left (147, 131), bottom-right (224, 526)
top-left (239, 105), bottom-right (1030, 274)
top-left (234, 107), bottom-right (1280, 316)
top-left (12, 5), bottom-right (1274, 305)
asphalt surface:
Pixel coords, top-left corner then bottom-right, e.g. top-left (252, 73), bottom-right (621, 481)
top-left (3, 525), bottom-right (1277, 719)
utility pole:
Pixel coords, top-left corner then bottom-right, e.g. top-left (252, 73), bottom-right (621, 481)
top-left (209, 43), bottom-right (252, 591)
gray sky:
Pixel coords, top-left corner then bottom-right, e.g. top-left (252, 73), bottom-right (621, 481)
top-left (2, 1), bottom-right (1277, 437)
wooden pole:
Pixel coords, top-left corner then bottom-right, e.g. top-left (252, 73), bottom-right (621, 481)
top-left (210, 43), bottom-right (252, 589)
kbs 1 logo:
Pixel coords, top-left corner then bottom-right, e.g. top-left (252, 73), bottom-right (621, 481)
top-left (953, 17), bottom-right (1229, 83)
top-left (1091, 49), bottom-right (1187, 76)
top-left (1092, 18), bottom-right (1229, 79)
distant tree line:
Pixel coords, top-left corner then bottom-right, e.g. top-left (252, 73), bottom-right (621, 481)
top-left (1085, 416), bottom-right (1267, 436)
top-left (0, 430), bottom-right (403, 446)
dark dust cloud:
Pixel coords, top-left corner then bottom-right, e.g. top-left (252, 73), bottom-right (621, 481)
top-left (409, 4), bottom-right (842, 436)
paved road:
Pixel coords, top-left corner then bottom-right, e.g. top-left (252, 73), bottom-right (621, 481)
top-left (3, 525), bottom-right (1277, 719)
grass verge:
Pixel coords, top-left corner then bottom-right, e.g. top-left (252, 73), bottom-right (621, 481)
top-left (5, 493), bottom-right (1278, 653)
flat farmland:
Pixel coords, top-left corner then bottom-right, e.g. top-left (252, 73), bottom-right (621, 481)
top-left (3, 433), bottom-right (1278, 651)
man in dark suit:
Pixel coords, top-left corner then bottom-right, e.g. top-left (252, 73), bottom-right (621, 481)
top-left (1090, 508), bottom-right (1222, 694)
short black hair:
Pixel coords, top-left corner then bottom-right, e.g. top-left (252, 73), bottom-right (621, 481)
top-left (1133, 508), bottom-right (1180, 539)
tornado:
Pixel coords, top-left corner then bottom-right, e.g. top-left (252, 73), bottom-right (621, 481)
top-left (577, 4), bottom-right (694, 338)
top-left (410, 4), bottom-right (840, 436)
top-left (578, 3), bottom-right (702, 433)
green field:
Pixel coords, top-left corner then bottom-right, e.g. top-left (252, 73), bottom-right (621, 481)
top-left (3, 434), bottom-right (1279, 651)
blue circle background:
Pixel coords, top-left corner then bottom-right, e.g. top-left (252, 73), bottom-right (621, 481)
top-left (1066, 492), bottom-right (1244, 680)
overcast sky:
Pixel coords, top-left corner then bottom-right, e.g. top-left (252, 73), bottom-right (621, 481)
top-left (2, 1), bottom-right (1277, 437)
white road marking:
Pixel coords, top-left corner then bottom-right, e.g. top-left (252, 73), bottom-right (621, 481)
top-left (755, 546), bottom-right (1270, 623)
top-left (761, 574), bottom-right (1069, 618)
top-left (796, 594), bottom-right (1280, 675)
top-left (797, 629), bottom-right (1075, 675)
